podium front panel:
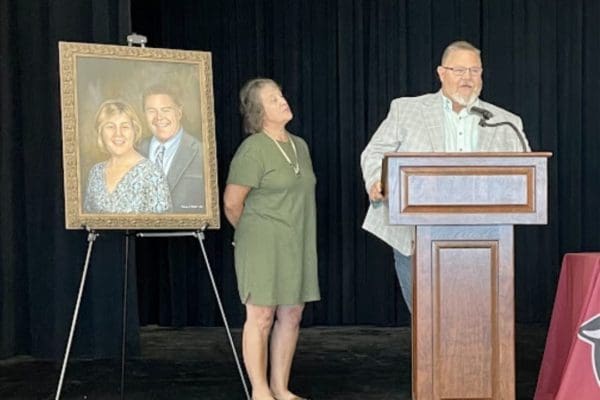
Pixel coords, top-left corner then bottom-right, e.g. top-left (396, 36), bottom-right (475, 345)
top-left (413, 225), bottom-right (514, 400)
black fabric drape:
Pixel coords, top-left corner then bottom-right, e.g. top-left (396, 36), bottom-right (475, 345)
top-left (0, 0), bottom-right (138, 359)
top-left (2, 0), bottom-right (600, 360)
top-left (131, 0), bottom-right (600, 329)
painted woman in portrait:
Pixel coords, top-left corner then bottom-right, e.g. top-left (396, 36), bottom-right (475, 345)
top-left (83, 100), bottom-right (172, 213)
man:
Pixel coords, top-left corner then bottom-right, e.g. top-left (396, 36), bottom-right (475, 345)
top-left (360, 40), bottom-right (530, 313)
top-left (139, 85), bottom-right (205, 213)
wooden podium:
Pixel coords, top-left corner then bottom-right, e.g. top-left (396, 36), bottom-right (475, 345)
top-left (383, 152), bottom-right (551, 400)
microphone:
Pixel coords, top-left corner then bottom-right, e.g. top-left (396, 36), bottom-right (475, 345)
top-left (468, 106), bottom-right (529, 152)
top-left (469, 106), bottom-right (494, 121)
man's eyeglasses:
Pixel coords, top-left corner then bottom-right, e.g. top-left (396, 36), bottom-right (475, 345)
top-left (441, 66), bottom-right (483, 76)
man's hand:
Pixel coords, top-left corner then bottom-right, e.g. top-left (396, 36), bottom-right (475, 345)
top-left (368, 181), bottom-right (385, 202)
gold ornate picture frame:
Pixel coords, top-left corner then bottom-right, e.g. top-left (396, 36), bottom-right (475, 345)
top-left (59, 41), bottom-right (220, 230)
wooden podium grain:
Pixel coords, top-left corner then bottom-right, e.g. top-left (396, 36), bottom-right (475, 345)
top-left (383, 152), bottom-right (551, 400)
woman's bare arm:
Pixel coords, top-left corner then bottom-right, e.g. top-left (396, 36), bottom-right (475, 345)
top-left (223, 184), bottom-right (252, 228)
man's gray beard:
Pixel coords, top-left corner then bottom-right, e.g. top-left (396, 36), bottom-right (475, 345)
top-left (450, 88), bottom-right (481, 107)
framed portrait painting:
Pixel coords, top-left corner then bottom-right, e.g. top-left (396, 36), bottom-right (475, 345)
top-left (59, 41), bottom-right (220, 230)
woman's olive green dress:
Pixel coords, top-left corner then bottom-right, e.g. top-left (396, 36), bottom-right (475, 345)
top-left (227, 132), bottom-right (320, 306)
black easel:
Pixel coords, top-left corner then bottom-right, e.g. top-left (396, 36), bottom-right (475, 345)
top-left (55, 32), bottom-right (249, 400)
top-left (54, 227), bottom-right (250, 400)
top-left (54, 229), bottom-right (99, 400)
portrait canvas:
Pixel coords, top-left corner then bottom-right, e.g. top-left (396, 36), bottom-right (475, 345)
top-left (59, 41), bottom-right (220, 230)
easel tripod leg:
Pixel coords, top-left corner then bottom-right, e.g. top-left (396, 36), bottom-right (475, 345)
top-left (120, 232), bottom-right (131, 400)
top-left (55, 231), bottom-right (99, 400)
top-left (194, 231), bottom-right (251, 400)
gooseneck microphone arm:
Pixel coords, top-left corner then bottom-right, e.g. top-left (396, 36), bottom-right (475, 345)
top-left (478, 119), bottom-right (528, 152)
top-left (469, 106), bottom-right (529, 152)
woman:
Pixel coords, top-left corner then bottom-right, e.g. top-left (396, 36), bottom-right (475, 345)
top-left (84, 100), bottom-right (172, 213)
top-left (224, 78), bottom-right (320, 400)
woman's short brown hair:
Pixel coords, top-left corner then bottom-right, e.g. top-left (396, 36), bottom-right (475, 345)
top-left (94, 100), bottom-right (143, 153)
top-left (239, 78), bottom-right (280, 134)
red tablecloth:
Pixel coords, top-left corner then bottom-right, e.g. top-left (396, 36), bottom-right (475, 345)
top-left (535, 253), bottom-right (600, 400)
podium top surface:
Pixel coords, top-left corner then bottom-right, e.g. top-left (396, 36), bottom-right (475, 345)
top-left (384, 151), bottom-right (552, 158)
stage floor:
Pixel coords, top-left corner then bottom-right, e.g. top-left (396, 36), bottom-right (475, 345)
top-left (0, 324), bottom-right (546, 399)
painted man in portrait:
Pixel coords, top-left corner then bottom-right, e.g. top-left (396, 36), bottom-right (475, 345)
top-left (138, 84), bottom-right (205, 213)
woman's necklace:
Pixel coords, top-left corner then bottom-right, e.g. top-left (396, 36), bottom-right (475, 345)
top-left (265, 131), bottom-right (300, 175)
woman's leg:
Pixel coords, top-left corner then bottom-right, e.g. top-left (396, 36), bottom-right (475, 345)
top-left (269, 304), bottom-right (305, 399)
top-left (244, 303), bottom-right (276, 399)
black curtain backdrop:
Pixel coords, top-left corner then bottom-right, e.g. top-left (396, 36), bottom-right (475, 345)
top-left (1, 0), bottom-right (600, 359)
top-left (0, 0), bottom-right (138, 359)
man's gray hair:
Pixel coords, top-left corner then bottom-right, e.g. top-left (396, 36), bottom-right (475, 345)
top-left (441, 40), bottom-right (481, 65)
